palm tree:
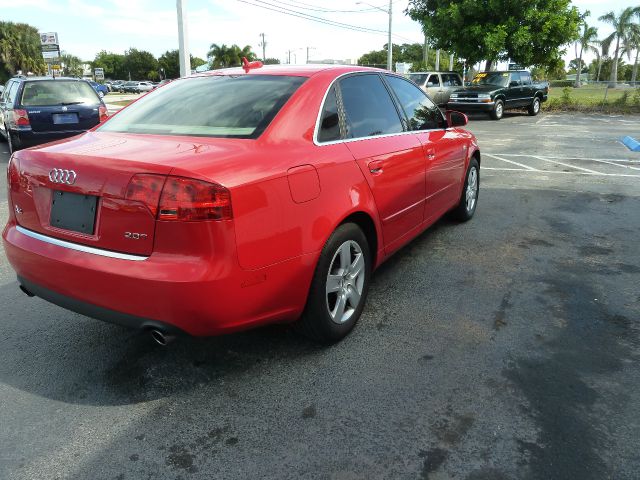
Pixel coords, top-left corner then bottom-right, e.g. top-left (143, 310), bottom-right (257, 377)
top-left (599, 7), bottom-right (640, 86)
top-left (629, 23), bottom-right (640, 84)
top-left (208, 44), bottom-right (257, 69)
top-left (574, 19), bottom-right (599, 87)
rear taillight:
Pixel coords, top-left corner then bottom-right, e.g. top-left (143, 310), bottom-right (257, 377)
top-left (159, 177), bottom-right (232, 221)
top-left (98, 105), bottom-right (109, 122)
top-left (125, 174), bottom-right (166, 217)
top-left (13, 109), bottom-right (30, 127)
top-left (124, 175), bottom-right (232, 221)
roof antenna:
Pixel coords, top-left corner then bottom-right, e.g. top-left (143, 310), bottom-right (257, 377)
top-left (242, 57), bottom-right (263, 72)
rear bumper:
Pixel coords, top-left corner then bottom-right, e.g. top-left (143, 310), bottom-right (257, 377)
top-left (12, 129), bottom-right (86, 149)
top-left (3, 222), bottom-right (316, 336)
top-left (447, 102), bottom-right (495, 112)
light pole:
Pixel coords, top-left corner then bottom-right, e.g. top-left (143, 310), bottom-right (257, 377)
top-left (357, 1), bottom-right (392, 71)
top-left (176, 0), bottom-right (190, 77)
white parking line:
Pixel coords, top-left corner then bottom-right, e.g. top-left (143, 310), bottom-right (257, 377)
top-left (531, 155), bottom-right (603, 174)
top-left (492, 153), bottom-right (640, 164)
top-left (484, 153), bottom-right (540, 171)
top-left (482, 167), bottom-right (640, 178)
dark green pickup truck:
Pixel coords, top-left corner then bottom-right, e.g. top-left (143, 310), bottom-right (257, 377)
top-left (447, 70), bottom-right (549, 120)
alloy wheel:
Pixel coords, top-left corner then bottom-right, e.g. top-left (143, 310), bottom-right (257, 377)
top-left (325, 240), bottom-right (366, 324)
top-left (466, 167), bottom-right (478, 212)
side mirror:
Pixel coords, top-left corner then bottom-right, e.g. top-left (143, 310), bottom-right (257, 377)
top-left (446, 110), bottom-right (468, 128)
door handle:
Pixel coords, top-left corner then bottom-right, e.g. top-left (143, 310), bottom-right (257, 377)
top-left (368, 160), bottom-right (384, 174)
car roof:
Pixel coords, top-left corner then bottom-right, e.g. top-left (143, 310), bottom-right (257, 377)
top-left (408, 71), bottom-right (459, 74)
top-left (14, 76), bottom-right (89, 82)
top-left (193, 64), bottom-right (384, 79)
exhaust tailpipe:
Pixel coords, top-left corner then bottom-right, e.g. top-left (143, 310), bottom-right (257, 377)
top-left (19, 284), bottom-right (35, 297)
top-left (149, 328), bottom-right (175, 346)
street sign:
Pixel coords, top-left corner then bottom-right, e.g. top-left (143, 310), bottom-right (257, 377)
top-left (40, 32), bottom-right (59, 46)
top-left (508, 63), bottom-right (524, 71)
top-left (42, 50), bottom-right (60, 59)
top-left (94, 68), bottom-right (104, 80)
top-left (51, 65), bottom-right (60, 71)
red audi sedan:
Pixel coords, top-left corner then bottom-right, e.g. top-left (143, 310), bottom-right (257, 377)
top-left (3, 64), bottom-right (480, 344)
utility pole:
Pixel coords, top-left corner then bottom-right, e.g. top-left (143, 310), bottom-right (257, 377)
top-left (259, 33), bottom-right (267, 61)
top-left (435, 49), bottom-right (440, 70)
top-left (449, 53), bottom-right (454, 70)
top-left (357, 1), bottom-right (393, 71)
top-left (176, 0), bottom-right (190, 77)
top-left (423, 34), bottom-right (429, 69)
top-left (306, 46), bottom-right (316, 64)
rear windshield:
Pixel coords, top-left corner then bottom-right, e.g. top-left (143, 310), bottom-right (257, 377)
top-left (21, 80), bottom-right (100, 106)
top-left (98, 75), bottom-right (306, 139)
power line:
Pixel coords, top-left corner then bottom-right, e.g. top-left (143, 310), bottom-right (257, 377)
top-left (273, 0), bottom-right (381, 13)
top-left (237, 0), bottom-right (415, 41)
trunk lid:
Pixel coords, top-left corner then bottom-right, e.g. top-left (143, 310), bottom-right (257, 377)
top-left (26, 104), bottom-right (101, 133)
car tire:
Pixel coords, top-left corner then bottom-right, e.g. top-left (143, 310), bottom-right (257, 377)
top-left (490, 99), bottom-right (504, 120)
top-left (7, 129), bottom-right (16, 155)
top-left (528, 96), bottom-right (541, 116)
top-left (452, 157), bottom-right (480, 221)
top-left (296, 223), bottom-right (371, 343)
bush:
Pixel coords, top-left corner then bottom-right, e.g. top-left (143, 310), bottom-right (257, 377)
top-left (549, 80), bottom-right (574, 88)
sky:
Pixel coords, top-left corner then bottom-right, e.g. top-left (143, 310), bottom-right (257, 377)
top-left (0, 0), bottom-right (633, 67)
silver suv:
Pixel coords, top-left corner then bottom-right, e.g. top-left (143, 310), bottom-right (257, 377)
top-left (406, 71), bottom-right (464, 106)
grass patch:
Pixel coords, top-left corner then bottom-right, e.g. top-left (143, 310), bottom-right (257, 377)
top-left (107, 99), bottom-right (135, 107)
top-left (547, 86), bottom-right (640, 114)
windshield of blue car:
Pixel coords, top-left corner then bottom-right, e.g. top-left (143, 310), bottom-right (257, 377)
top-left (98, 74), bottom-right (306, 139)
top-left (471, 72), bottom-right (510, 87)
top-left (20, 81), bottom-right (100, 106)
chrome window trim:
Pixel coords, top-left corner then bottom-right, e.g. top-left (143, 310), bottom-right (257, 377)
top-left (16, 226), bottom-right (149, 261)
top-left (313, 71), bottom-right (443, 147)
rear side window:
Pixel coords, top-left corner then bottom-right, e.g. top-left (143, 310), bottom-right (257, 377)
top-left (442, 74), bottom-right (462, 87)
top-left (426, 75), bottom-right (440, 87)
top-left (520, 72), bottom-right (532, 85)
top-left (385, 75), bottom-right (445, 131)
top-left (339, 74), bottom-right (403, 139)
top-left (318, 86), bottom-right (340, 142)
top-left (99, 75), bottom-right (305, 139)
top-left (509, 72), bottom-right (522, 86)
top-left (407, 74), bottom-right (428, 86)
top-left (21, 81), bottom-right (99, 106)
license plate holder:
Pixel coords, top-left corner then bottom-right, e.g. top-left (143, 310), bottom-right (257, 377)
top-left (50, 191), bottom-right (98, 234)
top-left (52, 113), bottom-right (79, 125)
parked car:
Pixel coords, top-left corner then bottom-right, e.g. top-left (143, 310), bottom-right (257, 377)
top-left (447, 70), bottom-right (549, 120)
top-left (120, 81), bottom-right (139, 93)
top-left (407, 71), bottom-right (464, 106)
top-left (3, 65), bottom-right (479, 345)
top-left (0, 76), bottom-right (108, 154)
top-left (88, 80), bottom-right (108, 98)
top-left (108, 80), bottom-right (125, 92)
top-left (154, 79), bottom-right (172, 89)
top-left (136, 81), bottom-right (154, 93)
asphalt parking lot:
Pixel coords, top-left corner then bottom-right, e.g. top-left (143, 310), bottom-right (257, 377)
top-left (0, 112), bottom-right (638, 480)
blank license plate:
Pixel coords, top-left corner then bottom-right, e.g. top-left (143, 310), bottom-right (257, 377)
top-left (52, 113), bottom-right (79, 124)
top-left (50, 191), bottom-right (98, 234)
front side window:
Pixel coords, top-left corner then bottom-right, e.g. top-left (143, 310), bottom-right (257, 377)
top-left (318, 86), bottom-right (340, 142)
top-left (6, 81), bottom-right (19, 104)
top-left (99, 75), bottom-right (306, 139)
top-left (385, 75), bottom-right (445, 131)
top-left (339, 74), bottom-right (403, 139)
top-left (21, 81), bottom-right (99, 106)
top-left (442, 74), bottom-right (462, 87)
top-left (407, 74), bottom-right (429, 86)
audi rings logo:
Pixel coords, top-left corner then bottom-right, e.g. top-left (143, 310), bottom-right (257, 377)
top-left (49, 168), bottom-right (77, 185)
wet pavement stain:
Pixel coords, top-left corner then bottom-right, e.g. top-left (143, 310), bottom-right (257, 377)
top-left (503, 274), bottom-right (637, 480)
top-left (494, 292), bottom-right (512, 331)
top-left (302, 405), bottom-right (316, 419)
top-left (419, 447), bottom-right (448, 479)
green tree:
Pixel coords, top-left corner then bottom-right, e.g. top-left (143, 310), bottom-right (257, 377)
top-left (0, 21), bottom-right (46, 82)
top-left (627, 23), bottom-right (640, 83)
top-left (123, 48), bottom-right (158, 80)
top-left (207, 44), bottom-right (257, 68)
top-left (599, 7), bottom-right (640, 85)
top-left (573, 13), bottom-right (599, 86)
top-left (60, 51), bottom-right (83, 77)
top-left (264, 57), bottom-right (280, 65)
top-left (92, 51), bottom-right (126, 80)
top-left (407, 0), bottom-right (580, 70)
top-left (158, 50), bottom-right (209, 78)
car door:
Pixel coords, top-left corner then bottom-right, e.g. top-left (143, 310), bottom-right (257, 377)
top-left (383, 74), bottom-right (467, 221)
top-left (520, 72), bottom-right (535, 103)
top-left (338, 73), bottom-right (426, 251)
top-left (425, 74), bottom-right (443, 105)
top-left (505, 71), bottom-right (524, 106)
top-left (0, 80), bottom-right (19, 136)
